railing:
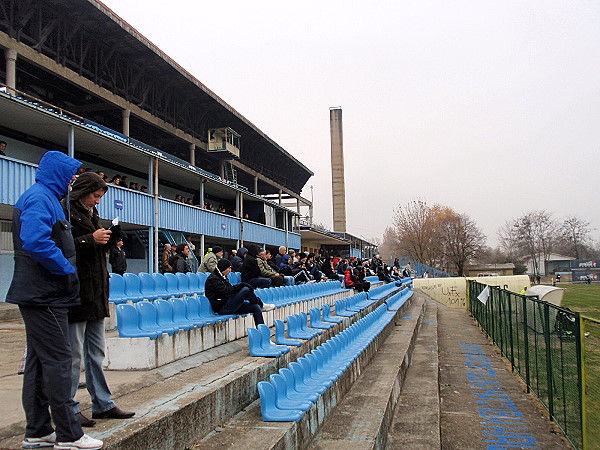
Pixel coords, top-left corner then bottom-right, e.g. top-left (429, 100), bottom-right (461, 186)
top-left (467, 280), bottom-right (596, 449)
top-left (0, 158), bottom-right (295, 246)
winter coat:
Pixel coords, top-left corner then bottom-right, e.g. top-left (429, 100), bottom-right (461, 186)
top-left (171, 253), bottom-right (192, 273)
top-left (204, 269), bottom-right (246, 312)
top-left (198, 251), bottom-right (219, 273)
top-left (109, 247), bottom-right (127, 274)
top-left (6, 151), bottom-right (82, 307)
top-left (230, 255), bottom-right (243, 272)
top-left (241, 254), bottom-right (262, 282)
top-left (257, 257), bottom-right (278, 277)
top-left (64, 172), bottom-right (120, 323)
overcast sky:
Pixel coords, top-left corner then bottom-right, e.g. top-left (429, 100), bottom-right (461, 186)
top-left (101, 0), bottom-right (600, 246)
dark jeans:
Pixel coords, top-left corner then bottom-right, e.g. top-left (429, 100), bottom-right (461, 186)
top-left (219, 286), bottom-right (265, 326)
top-left (247, 277), bottom-right (272, 289)
top-left (19, 305), bottom-right (83, 442)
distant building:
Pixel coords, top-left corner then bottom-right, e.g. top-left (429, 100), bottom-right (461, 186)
top-left (524, 253), bottom-right (575, 276)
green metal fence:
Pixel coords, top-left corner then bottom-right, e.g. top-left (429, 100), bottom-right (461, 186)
top-left (468, 280), bottom-right (586, 449)
top-left (581, 315), bottom-right (600, 450)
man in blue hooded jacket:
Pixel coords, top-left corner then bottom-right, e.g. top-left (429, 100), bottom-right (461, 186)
top-left (6, 151), bottom-right (103, 449)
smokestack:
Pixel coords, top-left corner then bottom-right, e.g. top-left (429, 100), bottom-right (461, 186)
top-left (329, 107), bottom-right (347, 232)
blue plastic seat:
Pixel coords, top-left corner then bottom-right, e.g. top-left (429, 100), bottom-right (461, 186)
top-left (154, 299), bottom-right (183, 332)
top-left (274, 320), bottom-right (302, 347)
top-left (175, 272), bottom-right (193, 296)
top-left (298, 312), bottom-right (323, 336)
top-left (151, 273), bottom-right (172, 299)
top-left (196, 272), bottom-right (208, 293)
top-left (280, 367), bottom-right (325, 396)
top-left (197, 295), bottom-right (237, 322)
top-left (137, 301), bottom-right (176, 335)
top-left (138, 272), bottom-right (160, 301)
top-left (258, 324), bottom-right (290, 354)
top-left (172, 298), bottom-right (194, 331)
top-left (267, 375), bottom-right (312, 411)
top-left (116, 304), bottom-right (160, 339)
top-left (122, 273), bottom-right (145, 302)
top-left (309, 308), bottom-right (334, 330)
top-left (186, 272), bottom-right (200, 295)
top-left (322, 304), bottom-right (344, 323)
top-left (183, 296), bottom-right (211, 327)
top-left (166, 272), bottom-right (185, 297)
top-left (270, 373), bottom-right (318, 403)
top-left (334, 299), bottom-right (354, 317)
top-left (248, 325), bottom-right (289, 357)
top-left (286, 315), bottom-right (316, 340)
top-left (108, 273), bottom-right (127, 303)
top-left (257, 381), bottom-right (304, 422)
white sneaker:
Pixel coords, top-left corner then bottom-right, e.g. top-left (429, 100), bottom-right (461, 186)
top-left (22, 432), bottom-right (56, 448)
top-left (54, 434), bottom-right (103, 450)
top-left (262, 303), bottom-right (276, 312)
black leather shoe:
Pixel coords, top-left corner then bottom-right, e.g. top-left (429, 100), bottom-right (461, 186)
top-left (92, 406), bottom-right (135, 419)
top-left (76, 412), bottom-right (96, 427)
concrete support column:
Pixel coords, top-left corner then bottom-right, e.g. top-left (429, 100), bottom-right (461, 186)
top-left (189, 143), bottom-right (196, 166)
top-left (284, 211), bottom-right (289, 248)
top-left (235, 192), bottom-right (240, 217)
top-left (220, 161), bottom-right (225, 179)
top-left (296, 198), bottom-right (301, 214)
top-left (253, 176), bottom-right (258, 195)
top-left (153, 157), bottom-right (160, 273)
top-left (148, 157), bottom-right (155, 273)
top-left (200, 234), bottom-right (205, 259)
top-left (199, 179), bottom-right (205, 207)
top-left (122, 108), bottom-right (131, 136)
top-left (278, 189), bottom-right (282, 205)
top-left (67, 126), bottom-right (75, 158)
top-left (5, 48), bottom-right (17, 94)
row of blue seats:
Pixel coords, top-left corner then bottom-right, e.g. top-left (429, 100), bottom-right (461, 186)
top-left (257, 302), bottom-right (398, 421)
top-left (248, 306), bottom-right (345, 357)
top-left (115, 295), bottom-right (237, 339)
top-left (255, 281), bottom-right (346, 307)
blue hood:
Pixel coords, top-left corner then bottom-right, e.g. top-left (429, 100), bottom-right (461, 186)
top-left (36, 151), bottom-right (82, 198)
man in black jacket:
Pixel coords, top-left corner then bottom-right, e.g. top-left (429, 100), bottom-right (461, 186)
top-left (240, 244), bottom-right (272, 288)
top-left (108, 238), bottom-right (127, 275)
top-left (204, 259), bottom-right (274, 326)
top-left (170, 243), bottom-right (192, 273)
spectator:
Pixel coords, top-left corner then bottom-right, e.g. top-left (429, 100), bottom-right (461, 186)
top-left (257, 248), bottom-right (291, 286)
top-left (241, 245), bottom-right (272, 288)
top-left (110, 175), bottom-right (121, 186)
top-left (119, 176), bottom-right (129, 188)
top-left (109, 238), bottom-right (127, 275)
top-left (185, 235), bottom-right (195, 253)
top-left (186, 198), bottom-right (193, 205)
top-left (6, 151), bottom-right (102, 449)
top-left (140, 185), bottom-right (148, 193)
top-left (161, 244), bottom-right (175, 274)
top-left (321, 256), bottom-right (340, 281)
top-left (345, 266), bottom-right (370, 292)
top-left (96, 171), bottom-right (104, 179)
top-left (102, 175), bottom-right (109, 183)
top-left (231, 247), bottom-right (245, 272)
top-left (306, 252), bottom-right (325, 281)
top-left (170, 243), bottom-right (192, 273)
top-left (228, 249), bottom-right (237, 262)
top-left (64, 172), bottom-right (134, 427)
top-left (274, 246), bottom-right (287, 268)
top-left (0, 140), bottom-right (7, 156)
top-left (204, 259), bottom-right (274, 326)
top-left (198, 246), bottom-right (223, 273)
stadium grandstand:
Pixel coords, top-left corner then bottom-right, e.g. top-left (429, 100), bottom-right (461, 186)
top-left (0, 0), bottom-right (376, 298)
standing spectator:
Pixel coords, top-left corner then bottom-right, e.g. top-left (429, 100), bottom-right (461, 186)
top-left (161, 244), bottom-right (174, 274)
top-left (204, 259), bottom-right (275, 326)
top-left (64, 172), bottom-right (134, 428)
top-left (185, 234), bottom-right (195, 253)
top-left (0, 140), bottom-right (7, 156)
top-left (171, 243), bottom-right (192, 273)
top-left (6, 151), bottom-right (102, 449)
top-left (110, 175), bottom-right (121, 186)
top-left (228, 249), bottom-right (237, 262)
top-left (198, 246), bottom-right (223, 273)
top-left (241, 245), bottom-right (272, 288)
top-left (109, 238), bottom-right (127, 275)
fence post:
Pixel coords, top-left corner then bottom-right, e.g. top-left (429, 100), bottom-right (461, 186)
top-left (522, 296), bottom-right (530, 393)
top-left (543, 303), bottom-right (554, 419)
top-left (578, 315), bottom-right (587, 450)
top-left (507, 292), bottom-right (515, 368)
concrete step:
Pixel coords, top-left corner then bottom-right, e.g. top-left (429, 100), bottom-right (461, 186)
top-left (0, 289), bottom-right (401, 450)
top-left (386, 298), bottom-right (440, 449)
top-left (195, 295), bottom-right (424, 450)
top-left (307, 293), bottom-right (426, 450)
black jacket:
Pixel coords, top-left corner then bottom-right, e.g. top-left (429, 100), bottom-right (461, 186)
top-left (230, 255), bottom-right (243, 272)
top-left (204, 269), bottom-right (246, 312)
top-left (241, 254), bottom-right (262, 282)
top-left (171, 253), bottom-right (192, 273)
top-left (109, 247), bottom-right (127, 274)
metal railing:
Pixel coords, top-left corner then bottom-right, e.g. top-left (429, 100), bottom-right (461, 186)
top-left (467, 280), bottom-right (594, 449)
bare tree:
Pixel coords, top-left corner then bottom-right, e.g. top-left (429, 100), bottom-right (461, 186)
top-left (439, 212), bottom-right (486, 276)
top-left (379, 226), bottom-right (400, 260)
top-left (560, 216), bottom-right (590, 259)
top-left (392, 200), bottom-right (439, 266)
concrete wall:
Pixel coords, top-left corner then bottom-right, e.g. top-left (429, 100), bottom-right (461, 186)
top-left (413, 275), bottom-right (530, 309)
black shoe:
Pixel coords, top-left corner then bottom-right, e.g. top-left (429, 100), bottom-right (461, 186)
top-left (76, 412), bottom-right (96, 427)
top-left (92, 406), bottom-right (135, 419)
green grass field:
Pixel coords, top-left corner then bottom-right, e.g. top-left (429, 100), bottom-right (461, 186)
top-left (559, 283), bottom-right (600, 320)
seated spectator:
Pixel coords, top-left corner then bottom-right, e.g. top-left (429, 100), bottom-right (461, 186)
top-left (291, 252), bottom-right (313, 284)
top-left (205, 259), bottom-right (274, 326)
top-left (257, 248), bottom-right (293, 286)
top-left (321, 256), bottom-right (340, 281)
top-left (345, 266), bottom-right (370, 292)
top-left (337, 258), bottom-right (348, 275)
top-left (306, 253), bottom-right (326, 281)
top-left (274, 246), bottom-right (287, 268)
top-left (198, 246), bottom-right (223, 273)
top-left (170, 243), bottom-right (192, 273)
top-left (231, 247), bottom-right (245, 272)
top-left (241, 245), bottom-right (272, 288)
